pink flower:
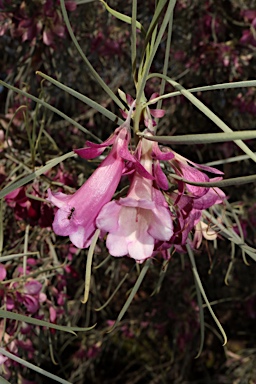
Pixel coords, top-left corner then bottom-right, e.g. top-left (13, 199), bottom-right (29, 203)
top-left (240, 9), bottom-right (256, 47)
top-left (43, 13), bottom-right (65, 46)
top-left (96, 137), bottom-right (174, 262)
top-left (164, 149), bottom-right (224, 198)
top-left (16, 280), bottom-right (45, 314)
top-left (152, 146), bottom-right (226, 251)
top-left (166, 185), bottom-right (225, 250)
top-left (5, 185), bottom-right (54, 227)
top-left (48, 108), bottom-right (136, 248)
top-left (0, 264), bottom-right (6, 281)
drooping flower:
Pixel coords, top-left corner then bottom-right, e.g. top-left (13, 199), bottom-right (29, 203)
top-left (151, 145), bottom-right (226, 251)
top-left (166, 180), bottom-right (226, 250)
top-left (162, 149), bottom-right (224, 199)
top-left (48, 105), bottom-right (136, 248)
top-left (96, 135), bottom-right (174, 262)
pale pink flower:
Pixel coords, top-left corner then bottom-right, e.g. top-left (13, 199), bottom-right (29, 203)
top-left (96, 136), bottom-right (174, 262)
top-left (193, 220), bottom-right (218, 249)
top-left (48, 106), bottom-right (136, 248)
top-left (0, 129), bottom-right (12, 152)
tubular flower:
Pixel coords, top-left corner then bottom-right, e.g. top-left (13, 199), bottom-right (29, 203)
top-left (151, 145), bottom-right (226, 252)
top-left (162, 148), bottom-right (224, 199)
top-left (48, 105), bottom-right (136, 249)
top-left (96, 136), bottom-right (174, 263)
top-left (167, 186), bottom-right (226, 249)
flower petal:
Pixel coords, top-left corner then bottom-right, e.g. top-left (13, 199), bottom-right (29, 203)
top-left (149, 207), bottom-right (173, 240)
top-left (96, 201), bottom-right (121, 232)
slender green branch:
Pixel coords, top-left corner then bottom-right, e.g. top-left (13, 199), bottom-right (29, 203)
top-left (136, 1), bottom-right (176, 102)
top-left (60, 0), bottom-right (125, 110)
top-left (36, 71), bottom-right (124, 126)
top-left (100, 0), bottom-right (145, 33)
top-left (131, 0), bottom-right (137, 83)
top-left (157, 10), bottom-right (174, 113)
top-left (0, 151), bottom-right (76, 199)
top-left (169, 173), bottom-right (256, 188)
top-left (0, 347), bottom-right (71, 384)
top-left (0, 80), bottom-right (101, 142)
top-left (146, 78), bottom-right (256, 102)
top-left (138, 131), bottom-right (256, 144)
top-left (147, 74), bottom-right (256, 162)
top-left (108, 259), bottom-right (151, 332)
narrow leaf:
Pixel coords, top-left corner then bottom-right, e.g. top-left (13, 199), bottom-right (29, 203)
top-left (143, 0), bottom-right (168, 50)
top-left (169, 173), bottom-right (256, 188)
top-left (36, 71), bottom-right (124, 126)
top-left (158, 75), bottom-right (256, 162)
top-left (0, 152), bottom-right (76, 199)
top-left (0, 347), bottom-right (71, 384)
top-left (60, 0), bottom-right (125, 110)
top-left (193, 268), bottom-right (227, 345)
top-left (0, 309), bottom-right (95, 334)
top-left (206, 153), bottom-right (256, 166)
top-left (138, 131), bottom-right (256, 145)
top-left (186, 245), bottom-right (205, 357)
top-left (131, 0), bottom-right (137, 80)
top-left (137, 1), bottom-right (176, 102)
top-left (0, 252), bottom-right (39, 263)
top-left (100, 0), bottom-right (144, 32)
top-left (187, 244), bottom-right (227, 346)
top-left (157, 11), bottom-right (174, 114)
top-left (203, 210), bottom-right (256, 262)
top-left (0, 80), bottom-right (101, 142)
top-left (95, 272), bottom-right (129, 311)
top-left (109, 259), bottom-right (151, 331)
top-left (0, 376), bottom-right (11, 384)
top-left (81, 229), bottom-right (100, 304)
top-left (147, 79), bottom-right (256, 102)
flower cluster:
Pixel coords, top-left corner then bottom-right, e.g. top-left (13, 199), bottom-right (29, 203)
top-left (5, 184), bottom-right (54, 227)
top-left (172, 2), bottom-right (254, 83)
top-left (48, 98), bottom-right (226, 263)
top-left (0, 256), bottom-right (71, 381)
top-left (240, 9), bottom-right (256, 47)
top-left (0, 0), bottom-right (77, 47)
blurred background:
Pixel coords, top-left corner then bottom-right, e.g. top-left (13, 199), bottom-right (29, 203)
top-left (1, 1), bottom-right (256, 383)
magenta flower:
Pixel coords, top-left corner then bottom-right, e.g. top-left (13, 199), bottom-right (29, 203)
top-left (96, 137), bottom-right (174, 262)
top-left (4, 279), bottom-right (46, 314)
top-left (152, 145), bottom-right (226, 252)
top-left (161, 148), bottom-right (225, 198)
top-left (166, 183), bottom-right (226, 251)
top-left (5, 185), bottom-right (54, 227)
top-left (240, 9), bottom-right (256, 47)
top-left (0, 264), bottom-right (6, 281)
top-left (48, 108), bottom-right (136, 248)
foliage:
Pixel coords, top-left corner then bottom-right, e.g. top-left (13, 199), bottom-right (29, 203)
top-left (0, 0), bottom-right (256, 383)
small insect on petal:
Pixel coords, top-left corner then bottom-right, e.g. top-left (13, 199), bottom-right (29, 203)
top-left (67, 207), bottom-right (75, 220)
